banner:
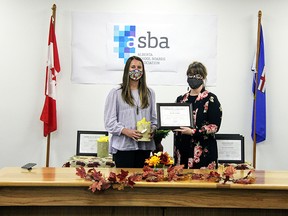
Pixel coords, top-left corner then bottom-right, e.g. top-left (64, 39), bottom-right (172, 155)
top-left (71, 12), bottom-right (217, 86)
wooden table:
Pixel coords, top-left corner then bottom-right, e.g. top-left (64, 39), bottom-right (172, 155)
top-left (0, 167), bottom-right (288, 216)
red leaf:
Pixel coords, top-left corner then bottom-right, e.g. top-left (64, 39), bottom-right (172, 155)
top-left (89, 181), bottom-right (102, 192)
top-left (117, 169), bottom-right (129, 181)
top-left (108, 172), bottom-right (117, 182)
top-left (75, 166), bottom-right (86, 178)
top-left (127, 176), bottom-right (136, 188)
top-left (91, 169), bottom-right (104, 181)
top-left (129, 173), bottom-right (143, 182)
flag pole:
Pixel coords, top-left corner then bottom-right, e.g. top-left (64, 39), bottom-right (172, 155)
top-left (252, 10), bottom-right (262, 169)
top-left (45, 4), bottom-right (57, 168)
top-left (46, 133), bottom-right (50, 167)
top-left (52, 4), bottom-right (56, 25)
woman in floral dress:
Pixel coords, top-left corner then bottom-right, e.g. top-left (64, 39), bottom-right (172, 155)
top-left (174, 61), bottom-right (222, 169)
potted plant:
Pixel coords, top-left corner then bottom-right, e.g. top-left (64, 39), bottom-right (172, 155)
top-left (153, 129), bottom-right (171, 153)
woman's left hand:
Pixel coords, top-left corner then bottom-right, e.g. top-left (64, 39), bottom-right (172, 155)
top-left (149, 126), bottom-right (156, 139)
top-left (174, 127), bottom-right (195, 136)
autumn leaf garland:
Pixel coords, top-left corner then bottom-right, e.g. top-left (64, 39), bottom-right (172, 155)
top-left (76, 164), bottom-right (255, 192)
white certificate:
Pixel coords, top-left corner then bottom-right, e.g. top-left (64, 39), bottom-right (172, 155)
top-left (76, 131), bottom-right (108, 156)
top-left (218, 140), bottom-right (242, 161)
top-left (216, 134), bottom-right (244, 163)
top-left (157, 103), bottom-right (193, 129)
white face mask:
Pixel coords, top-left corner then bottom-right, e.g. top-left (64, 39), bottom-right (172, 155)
top-left (129, 69), bottom-right (143, 80)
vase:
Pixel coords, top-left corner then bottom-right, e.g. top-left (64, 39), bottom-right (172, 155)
top-left (153, 137), bottom-right (163, 154)
top-left (154, 164), bottom-right (165, 170)
top-left (97, 141), bottom-right (109, 158)
top-left (153, 165), bottom-right (168, 177)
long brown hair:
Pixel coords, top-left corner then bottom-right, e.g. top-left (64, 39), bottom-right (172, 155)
top-left (121, 56), bottom-right (150, 108)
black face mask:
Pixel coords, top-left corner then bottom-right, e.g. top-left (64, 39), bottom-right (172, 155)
top-left (187, 78), bottom-right (203, 89)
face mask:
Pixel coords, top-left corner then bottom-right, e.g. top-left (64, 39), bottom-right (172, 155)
top-left (129, 69), bottom-right (143, 81)
top-left (187, 77), bottom-right (203, 89)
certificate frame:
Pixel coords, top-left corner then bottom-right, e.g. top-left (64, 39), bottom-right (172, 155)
top-left (156, 103), bottom-right (193, 130)
top-left (216, 134), bottom-right (244, 164)
top-left (76, 130), bottom-right (108, 156)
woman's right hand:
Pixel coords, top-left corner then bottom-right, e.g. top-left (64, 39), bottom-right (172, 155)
top-left (173, 127), bottom-right (196, 136)
top-left (122, 128), bottom-right (143, 141)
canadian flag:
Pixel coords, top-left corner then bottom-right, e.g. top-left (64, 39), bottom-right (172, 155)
top-left (40, 17), bottom-right (61, 137)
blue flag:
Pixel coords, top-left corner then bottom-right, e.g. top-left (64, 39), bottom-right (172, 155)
top-left (251, 25), bottom-right (266, 143)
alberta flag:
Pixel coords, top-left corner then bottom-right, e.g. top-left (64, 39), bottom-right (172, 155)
top-left (251, 25), bottom-right (266, 143)
top-left (40, 17), bottom-right (61, 137)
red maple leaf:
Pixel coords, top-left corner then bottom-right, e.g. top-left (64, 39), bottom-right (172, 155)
top-left (127, 176), bottom-right (136, 188)
top-left (191, 173), bottom-right (204, 180)
top-left (117, 169), bottom-right (129, 182)
top-left (167, 165), bottom-right (184, 181)
top-left (91, 169), bottom-right (104, 181)
top-left (75, 166), bottom-right (86, 178)
top-left (143, 165), bottom-right (154, 172)
top-left (89, 181), bottom-right (103, 192)
top-left (108, 172), bottom-right (117, 182)
top-left (129, 173), bottom-right (143, 182)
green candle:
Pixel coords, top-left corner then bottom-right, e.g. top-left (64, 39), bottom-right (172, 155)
top-left (97, 141), bottom-right (109, 158)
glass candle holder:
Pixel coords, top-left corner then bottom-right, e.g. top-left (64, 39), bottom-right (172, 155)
top-left (97, 141), bottom-right (109, 158)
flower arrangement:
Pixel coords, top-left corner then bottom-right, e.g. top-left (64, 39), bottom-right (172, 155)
top-left (154, 130), bottom-right (170, 141)
top-left (153, 130), bottom-right (170, 153)
top-left (97, 135), bottom-right (109, 142)
top-left (145, 151), bottom-right (174, 168)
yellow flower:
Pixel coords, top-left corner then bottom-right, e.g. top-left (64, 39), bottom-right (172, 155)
top-left (145, 155), bottom-right (160, 167)
top-left (167, 157), bottom-right (174, 165)
top-left (145, 152), bottom-right (174, 167)
top-left (97, 136), bottom-right (109, 142)
top-left (137, 117), bottom-right (151, 126)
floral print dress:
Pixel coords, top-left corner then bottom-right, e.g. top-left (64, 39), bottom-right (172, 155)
top-left (174, 89), bottom-right (222, 169)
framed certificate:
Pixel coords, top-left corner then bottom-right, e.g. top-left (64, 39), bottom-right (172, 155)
top-left (216, 134), bottom-right (244, 164)
top-left (156, 103), bottom-right (193, 130)
top-left (76, 130), bottom-right (108, 156)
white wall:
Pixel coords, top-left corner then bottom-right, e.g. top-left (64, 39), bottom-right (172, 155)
top-left (1, 0), bottom-right (287, 170)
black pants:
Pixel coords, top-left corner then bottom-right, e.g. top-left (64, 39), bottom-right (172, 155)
top-left (113, 150), bottom-right (151, 168)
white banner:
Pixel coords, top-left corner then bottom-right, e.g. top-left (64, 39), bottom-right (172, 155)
top-left (72, 12), bottom-right (217, 86)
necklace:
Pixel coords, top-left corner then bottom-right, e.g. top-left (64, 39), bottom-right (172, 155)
top-left (132, 90), bottom-right (141, 115)
top-left (136, 97), bottom-right (140, 115)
